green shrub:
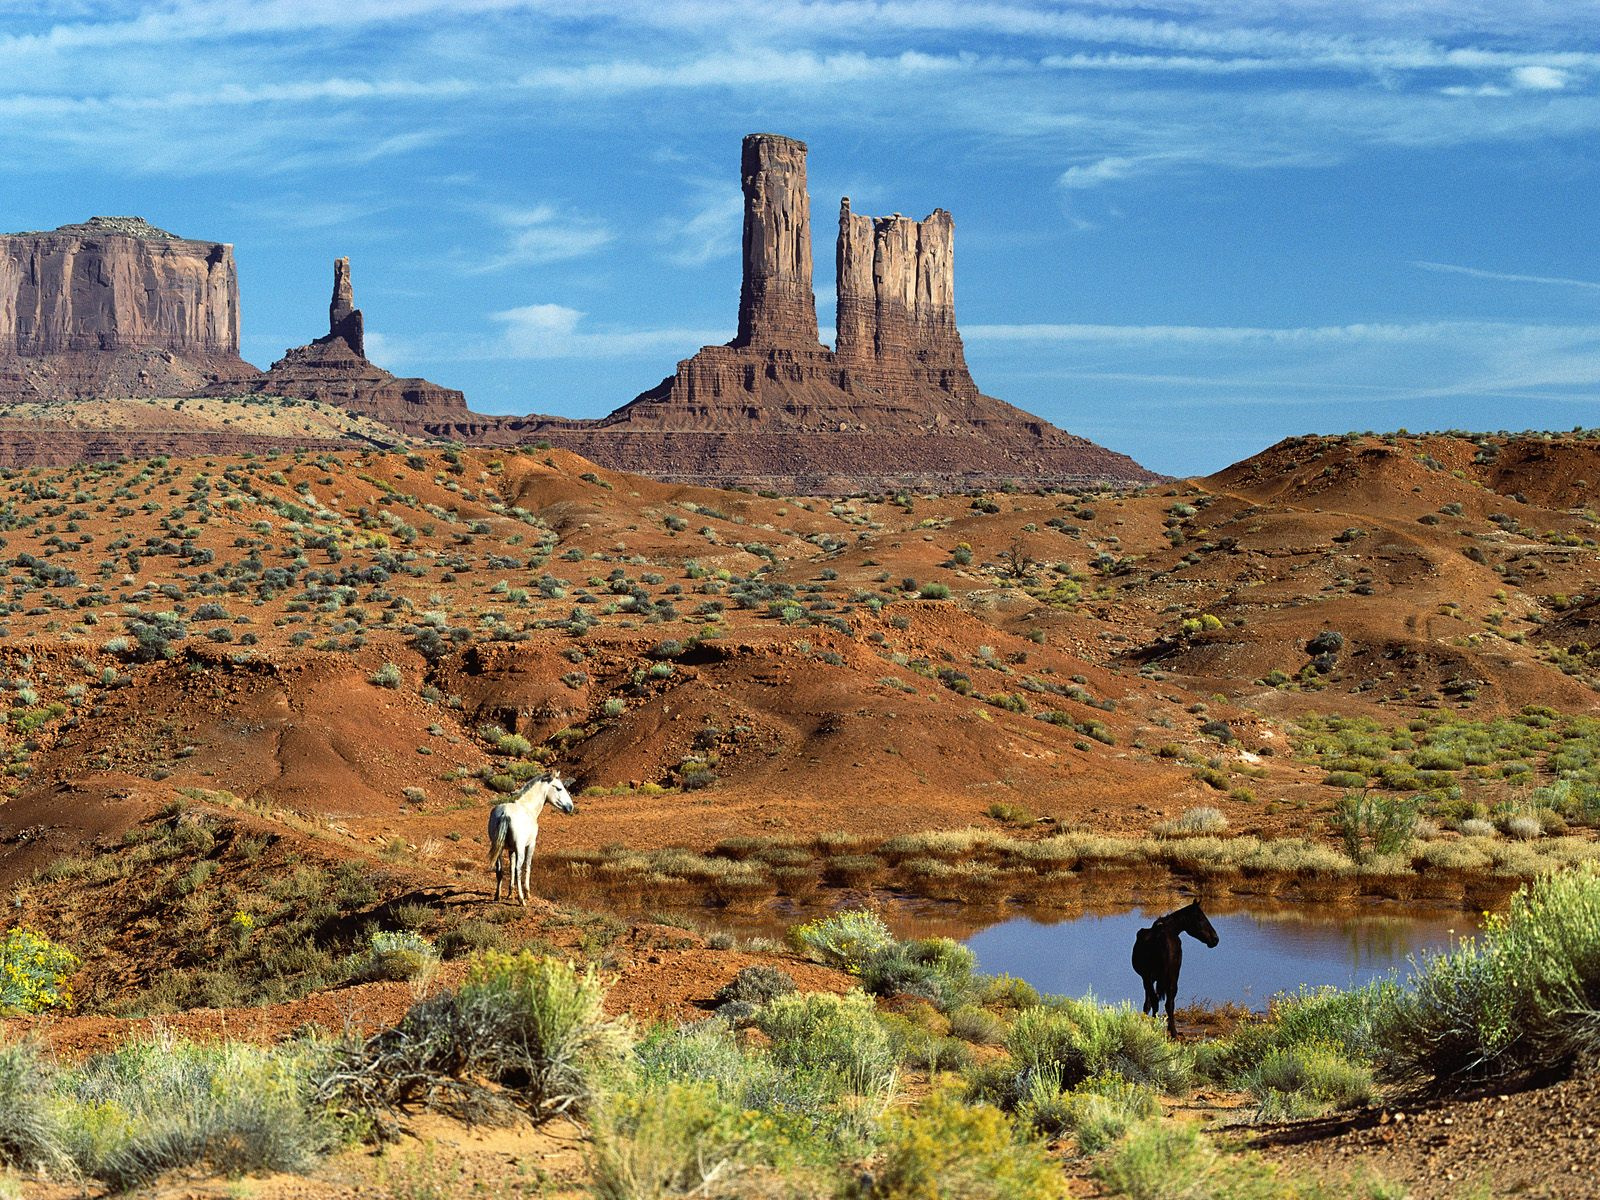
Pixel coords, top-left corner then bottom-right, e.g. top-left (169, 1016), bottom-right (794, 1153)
top-left (711, 965), bottom-right (795, 1010)
top-left (948, 1004), bottom-right (1008, 1045)
top-left (1322, 770), bottom-right (1368, 789)
top-left (60, 1037), bottom-right (338, 1190)
top-left (790, 911), bottom-right (895, 973)
top-left (1059, 1074), bottom-right (1160, 1153)
top-left (590, 1079), bottom-right (819, 1200)
top-left (367, 662), bottom-right (403, 689)
top-left (631, 1019), bottom-right (879, 1159)
top-left (0, 1040), bottom-right (65, 1174)
top-left (1377, 862), bottom-right (1600, 1082)
top-left (1093, 1120), bottom-right (1215, 1200)
top-left (980, 975), bottom-right (1040, 1011)
top-left (1242, 1043), bottom-right (1374, 1119)
top-left (756, 990), bottom-right (899, 1098)
top-left (985, 1000), bottom-right (1191, 1115)
top-left (988, 801), bottom-right (1034, 824)
top-left (0, 927), bottom-right (77, 1014)
top-left (1153, 806), bottom-right (1228, 837)
top-left (1195, 981), bottom-right (1395, 1089)
top-left (1331, 791), bottom-right (1417, 862)
top-left (861, 937), bottom-right (978, 1010)
top-left (354, 930), bottom-right (438, 983)
top-left (917, 583), bottom-right (951, 600)
top-left (436, 920), bottom-right (507, 958)
top-left (862, 1090), bottom-right (1064, 1200)
top-left (884, 1016), bottom-right (977, 1074)
top-left (318, 952), bottom-right (630, 1127)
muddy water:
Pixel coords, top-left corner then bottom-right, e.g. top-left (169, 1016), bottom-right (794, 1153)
top-left (644, 894), bottom-right (1486, 1010)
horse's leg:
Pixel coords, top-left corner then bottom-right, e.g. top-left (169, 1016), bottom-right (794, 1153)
top-left (493, 846), bottom-right (504, 903)
top-left (1164, 964), bottom-right (1179, 1037)
top-left (1142, 976), bottom-right (1159, 1018)
top-left (521, 830), bottom-right (537, 907)
top-left (515, 839), bottom-right (530, 906)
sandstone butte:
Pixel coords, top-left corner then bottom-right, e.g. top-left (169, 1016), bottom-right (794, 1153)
top-left (0, 216), bottom-right (258, 401)
top-left (0, 142), bottom-right (1159, 493)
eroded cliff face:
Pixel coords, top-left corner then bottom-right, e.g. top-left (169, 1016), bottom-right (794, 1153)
top-left (0, 217), bottom-right (256, 400)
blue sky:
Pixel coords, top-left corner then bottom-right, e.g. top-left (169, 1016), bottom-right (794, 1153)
top-left (3, 1), bottom-right (1597, 477)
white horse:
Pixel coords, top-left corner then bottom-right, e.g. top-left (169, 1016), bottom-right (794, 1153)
top-left (488, 775), bottom-right (576, 905)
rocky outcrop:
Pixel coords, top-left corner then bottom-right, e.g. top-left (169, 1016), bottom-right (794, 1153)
top-left (0, 428), bottom-right (369, 468)
top-left (198, 257), bottom-right (466, 425)
top-left (0, 217), bottom-right (257, 400)
top-left (499, 134), bottom-right (1158, 492)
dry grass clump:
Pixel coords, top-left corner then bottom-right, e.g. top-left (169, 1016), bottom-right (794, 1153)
top-left (1153, 806), bottom-right (1229, 837)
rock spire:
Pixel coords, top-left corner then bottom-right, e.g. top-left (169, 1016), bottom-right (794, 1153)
top-left (327, 256), bottom-right (364, 356)
top-left (733, 134), bottom-right (822, 349)
top-left (195, 254), bottom-right (465, 426)
top-left (836, 199), bottom-right (972, 394)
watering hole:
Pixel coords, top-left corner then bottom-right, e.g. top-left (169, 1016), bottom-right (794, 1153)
top-left (645, 896), bottom-right (1485, 1010)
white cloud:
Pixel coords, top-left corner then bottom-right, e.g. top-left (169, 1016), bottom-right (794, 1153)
top-left (1412, 260), bottom-right (1600, 291)
top-left (1057, 155), bottom-right (1144, 189)
top-left (490, 304), bottom-right (724, 359)
top-left (472, 206), bottom-right (614, 272)
top-left (1510, 64), bottom-right (1572, 90)
top-left (966, 320), bottom-right (1502, 345)
top-left (966, 318), bottom-right (1600, 409)
top-left (657, 188), bottom-right (744, 266)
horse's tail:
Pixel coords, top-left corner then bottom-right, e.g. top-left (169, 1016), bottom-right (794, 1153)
top-left (488, 810), bottom-right (509, 864)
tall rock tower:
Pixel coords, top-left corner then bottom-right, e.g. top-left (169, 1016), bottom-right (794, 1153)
top-left (733, 134), bottom-right (822, 349)
top-left (836, 200), bottom-right (974, 397)
top-left (327, 256), bottom-right (364, 356)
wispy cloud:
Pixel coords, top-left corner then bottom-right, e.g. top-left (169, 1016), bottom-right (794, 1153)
top-left (968, 319), bottom-right (1600, 410)
top-left (471, 206), bottom-right (614, 272)
top-left (657, 188), bottom-right (744, 267)
top-left (491, 304), bottom-right (723, 360)
top-left (1412, 261), bottom-right (1600, 292)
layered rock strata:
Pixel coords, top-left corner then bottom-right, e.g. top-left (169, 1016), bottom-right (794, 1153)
top-left (199, 257), bottom-right (466, 425)
top-left (507, 134), bottom-right (1156, 491)
top-left (0, 217), bottom-right (257, 400)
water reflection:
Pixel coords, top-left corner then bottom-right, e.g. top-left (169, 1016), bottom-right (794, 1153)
top-left (965, 904), bottom-right (1481, 1009)
top-left (639, 892), bottom-right (1485, 1010)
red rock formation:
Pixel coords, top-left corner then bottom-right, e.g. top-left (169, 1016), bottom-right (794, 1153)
top-left (836, 201), bottom-right (971, 394)
top-left (199, 257), bottom-right (466, 425)
top-left (0, 217), bottom-right (257, 400)
top-left (493, 134), bottom-right (1158, 492)
top-left (327, 256), bottom-right (364, 356)
top-left (734, 134), bottom-right (823, 350)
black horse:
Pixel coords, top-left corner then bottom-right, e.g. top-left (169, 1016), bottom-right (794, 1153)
top-left (1131, 900), bottom-right (1219, 1036)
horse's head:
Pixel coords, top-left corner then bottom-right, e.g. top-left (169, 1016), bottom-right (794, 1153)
top-left (1184, 901), bottom-right (1220, 948)
top-left (546, 775), bottom-right (577, 815)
